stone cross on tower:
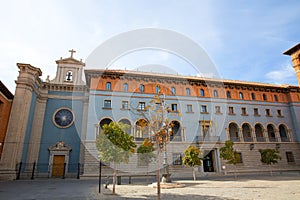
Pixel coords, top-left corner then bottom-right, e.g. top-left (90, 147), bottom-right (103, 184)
top-left (69, 49), bottom-right (76, 58)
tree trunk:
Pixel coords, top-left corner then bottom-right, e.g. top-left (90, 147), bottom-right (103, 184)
top-left (157, 148), bottom-right (161, 200)
top-left (269, 164), bottom-right (273, 177)
top-left (112, 163), bottom-right (116, 194)
top-left (193, 167), bottom-right (196, 181)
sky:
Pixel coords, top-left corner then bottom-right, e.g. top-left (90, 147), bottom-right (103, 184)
top-left (1, 0), bottom-right (300, 93)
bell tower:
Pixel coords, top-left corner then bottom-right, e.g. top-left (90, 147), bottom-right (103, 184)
top-left (51, 49), bottom-right (85, 85)
top-left (283, 43), bottom-right (300, 86)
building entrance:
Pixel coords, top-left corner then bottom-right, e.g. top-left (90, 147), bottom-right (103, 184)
top-left (203, 150), bottom-right (215, 172)
top-left (52, 155), bottom-right (65, 177)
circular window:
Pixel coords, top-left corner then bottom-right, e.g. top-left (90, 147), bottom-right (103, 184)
top-left (53, 108), bottom-right (74, 128)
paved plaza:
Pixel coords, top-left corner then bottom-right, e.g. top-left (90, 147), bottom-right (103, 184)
top-left (0, 173), bottom-right (300, 199)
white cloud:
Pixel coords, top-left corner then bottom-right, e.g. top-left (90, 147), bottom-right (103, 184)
top-left (265, 63), bottom-right (296, 85)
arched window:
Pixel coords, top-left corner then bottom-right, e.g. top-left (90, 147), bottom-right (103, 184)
top-left (255, 124), bottom-right (265, 142)
top-left (239, 92), bottom-right (244, 99)
top-left (186, 88), bottom-right (190, 96)
top-left (200, 89), bottom-right (205, 97)
top-left (119, 119), bottom-right (131, 134)
top-left (123, 83), bottom-right (128, 92)
top-left (229, 122), bottom-right (239, 142)
top-left (99, 118), bottom-right (113, 134)
top-left (171, 87), bottom-right (176, 95)
top-left (170, 121), bottom-right (181, 141)
top-left (267, 124), bottom-right (276, 142)
top-left (279, 124), bottom-right (289, 142)
top-left (156, 85), bottom-right (160, 94)
top-left (274, 95), bottom-right (278, 102)
top-left (263, 93), bottom-right (267, 101)
top-left (140, 84), bottom-right (145, 93)
top-left (106, 82), bottom-right (111, 91)
top-left (213, 90), bottom-right (218, 97)
top-left (251, 93), bottom-right (256, 100)
top-left (135, 119), bottom-right (149, 139)
top-left (227, 91), bottom-right (231, 99)
top-left (242, 123), bottom-right (252, 142)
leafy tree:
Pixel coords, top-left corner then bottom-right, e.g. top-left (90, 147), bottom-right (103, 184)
top-left (259, 149), bottom-right (281, 176)
top-left (183, 146), bottom-right (202, 181)
top-left (220, 140), bottom-right (240, 179)
top-left (137, 138), bottom-right (155, 182)
top-left (96, 122), bottom-right (136, 194)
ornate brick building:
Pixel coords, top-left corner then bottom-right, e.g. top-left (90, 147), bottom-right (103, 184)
top-left (0, 44), bottom-right (300, 180)
top-left (0, 81), bottom-right (13, 159)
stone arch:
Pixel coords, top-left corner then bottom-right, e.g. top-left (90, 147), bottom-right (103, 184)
top-left (267, 124), bottom-right (277, 142)
top-left (118, 118), bottom-right (132, 135)
top-left (135, 119), bottom-right (149, 140)
top-left (279, 124), bottom-right (289, 142)
top-left (228, 122), bottom-right (239, 142)
top-left (99, 117), bottom-right (113, 128)
top-left (170, 120), bottom-right (181, 141)
top-left (242, 123), bottom-right (252, 142)
top-left (254, 123), bottom-right (265, 142)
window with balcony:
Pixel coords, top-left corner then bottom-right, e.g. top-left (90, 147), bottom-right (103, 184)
top-left (254, 108), bottom-right (260, 116)
top-left (215, 106), bottom-right (221, 114)
top-left (277, 109), bottom-right (283, 117)
top-left (263, 93), bottom-right (267, 101)
top-left (228, 106), bottom-right (235, 115)
top-left (274, 94), bottom-right (278, 102)
top-left (201, 105), bottom-right (208, 113)
top-left (138, 102), bottom-right (146, 110)
top-left (103, 100), bottom-right (111, 109)
top-left (241, 107), bottom-right (247, 115)
top-left (187, 104), bottom-right (193, 113)
top-left (121, 101), bottom-right (129, 110)
top-left (155, 85), bottom-right (160, 94)
top-left (265, 109), bottom-right (271, 117)
top-left (171, 104), bottom-right (178, 112)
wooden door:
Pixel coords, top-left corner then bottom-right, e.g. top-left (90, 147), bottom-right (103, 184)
top-left (52, 155), bottom-right (65, 177)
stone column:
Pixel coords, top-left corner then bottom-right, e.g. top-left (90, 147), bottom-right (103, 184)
top-left (239, 128), bottom-right (244, 142)
top-left (0, 64), bottom-right (42, 180)
top-left (79, 99), bottom-right (89, 169)
top-left (275, 129), bottom-right (281, 142)
top-left (264, 129), bottom-right (269, 142)
top-left (25, 93), bottom-right (47, 168)
top-left (252, 129), bottom-right (257, 142)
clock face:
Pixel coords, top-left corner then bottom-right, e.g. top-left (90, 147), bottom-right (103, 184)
top-left (53, 108), bottom-right (74, 128)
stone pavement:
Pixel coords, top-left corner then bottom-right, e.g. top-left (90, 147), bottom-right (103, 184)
top-left (0, 173), bottom-right (300, 199)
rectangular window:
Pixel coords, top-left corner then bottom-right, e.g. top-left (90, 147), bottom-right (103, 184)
top-left (121, 101), bottom-right (129, 109)
top-left (228, 106), bottom-right (234, 115)
top-left (187, 104), bottom-right (193, 112)
top-left (236, 152), bottom-right (243, 163)
top-left (138, 102), bottom-right (146, 110)
top-left (241, 107), bottom-right (247, 115)
top-left (215, 106), bottom-right (221, 114)
top-left (277, 109), bottom-right (283, 117)
top-left (104, 100), bottom-right (111, 109)
top-left (201, 105), bottom-right (207, 113)
top-left (254, 108), bottom-right (259, 116)
top-left (265, 109), bottom-right (271, 116)
top-left (286, 152), bottom-right (295, 163)
top-left (172, 153), bottom-right (182, 165)
top-left (171, 104), bottom-right (178, 112)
